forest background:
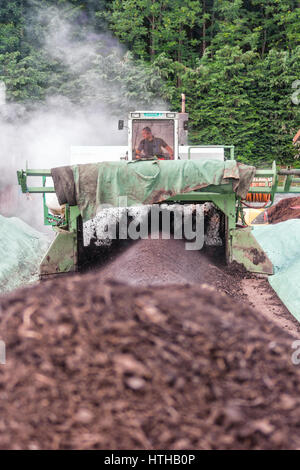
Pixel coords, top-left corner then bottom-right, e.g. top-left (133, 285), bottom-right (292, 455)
top-left (0, 0), bottom-right (299, 165)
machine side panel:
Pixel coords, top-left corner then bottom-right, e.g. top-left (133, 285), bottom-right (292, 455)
top-left (39, 231), bottom-right (78, 277)
top-left (230, 227), bottom-right (273, 275)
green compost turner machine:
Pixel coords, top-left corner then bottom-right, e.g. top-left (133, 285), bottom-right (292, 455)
top-left (17, 158), bottom-right (300, 279)
top-left (16, 104), bottom-right (300, 279)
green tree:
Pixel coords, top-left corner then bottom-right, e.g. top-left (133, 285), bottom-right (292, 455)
top-left (0, 0), bottom-right (299, 164)
top-left (104, 0), bottom-right (203, 64)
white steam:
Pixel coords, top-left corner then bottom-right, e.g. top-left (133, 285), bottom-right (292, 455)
top-left (0, 4), bottom-right (167, 230)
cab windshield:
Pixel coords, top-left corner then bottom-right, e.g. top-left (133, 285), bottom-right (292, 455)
top-left (132, 119), bottom-right (174, 160)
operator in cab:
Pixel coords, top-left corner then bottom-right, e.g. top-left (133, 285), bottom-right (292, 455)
top-left (135, 127), bottom-right (174, 160)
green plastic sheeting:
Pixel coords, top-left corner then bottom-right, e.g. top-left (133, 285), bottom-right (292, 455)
top-left (70, 159), bottom-right (255, 222)
top-left (253, 220), bottom-right (300, 322)
top-left (0, 215), bottom-right (50, 293)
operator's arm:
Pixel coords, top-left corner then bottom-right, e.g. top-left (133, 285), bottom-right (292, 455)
top-left (135, 140), bottom-right (144, 159)
top-left (165, 144), bottom-right (174, 159)
top-left (160, 138), bottom-right (174, 159)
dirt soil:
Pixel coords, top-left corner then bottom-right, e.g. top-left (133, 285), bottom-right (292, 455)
top-left (241, 278), bottom-right (300, 338)
top-left (0, 236), bottom-right (300, 449)
top-left (96, 237), bottom-right (242, 297)
top-left (96, 237), bottom-right (297, 335)
top-left (267, 196), bottom-right (300, 223)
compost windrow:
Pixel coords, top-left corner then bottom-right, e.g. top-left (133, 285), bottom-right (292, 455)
top-left (0, 262), bottom-right (299, 449)
top-left (267, 196), bottom-right (300, 223)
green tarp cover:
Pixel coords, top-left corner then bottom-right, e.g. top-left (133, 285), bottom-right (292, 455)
top-left (67, 160), bottom-right (255, 222)
top-left (0, 215), bottom-right (49, 293)
top-left (253, 220), bottom-right (300, 322)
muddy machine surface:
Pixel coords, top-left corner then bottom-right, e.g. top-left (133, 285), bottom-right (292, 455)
top-left (17, 104), bottom-right (300, 279)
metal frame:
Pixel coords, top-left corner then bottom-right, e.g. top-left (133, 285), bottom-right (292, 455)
top-left (187, 145), bottom-right (235, 160)
top-left (128, 112), bottom-right (180, 160)
top-left (39, 205), bottom-right (80, 278)
top-left (17, 168), bottom-right (54, 193)
top-left (17, 159), bottom-right (300, 278)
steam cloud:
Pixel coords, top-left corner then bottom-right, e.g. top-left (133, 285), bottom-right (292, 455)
top-left (0, 4), bottom-right (166, 230)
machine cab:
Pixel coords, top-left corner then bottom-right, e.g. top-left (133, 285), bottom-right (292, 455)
top-left (125, 111), bottom-right (188, 161)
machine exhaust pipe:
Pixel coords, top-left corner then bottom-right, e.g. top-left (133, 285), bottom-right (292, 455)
top-left (181, 94), bottom-right (186, 113)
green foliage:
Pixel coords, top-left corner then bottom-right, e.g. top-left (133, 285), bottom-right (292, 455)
top-left (102, 0), bottom-right (203, 64)
top-left (156, 46), bottom-right (300, 165)
top-left (55, 51), bottom-right (166, 112)
top-left (0, 0), bottom-right (299, 164)
top-left (0, 51), bottom-right (48, 101)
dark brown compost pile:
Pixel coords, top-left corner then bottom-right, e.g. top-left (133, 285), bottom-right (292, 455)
top-left (267, 196), bottom-right (300, 223)
top-left (0, 271), bottom-right (299, 450)
top-left (95, 237), bottom-right (246, 293)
